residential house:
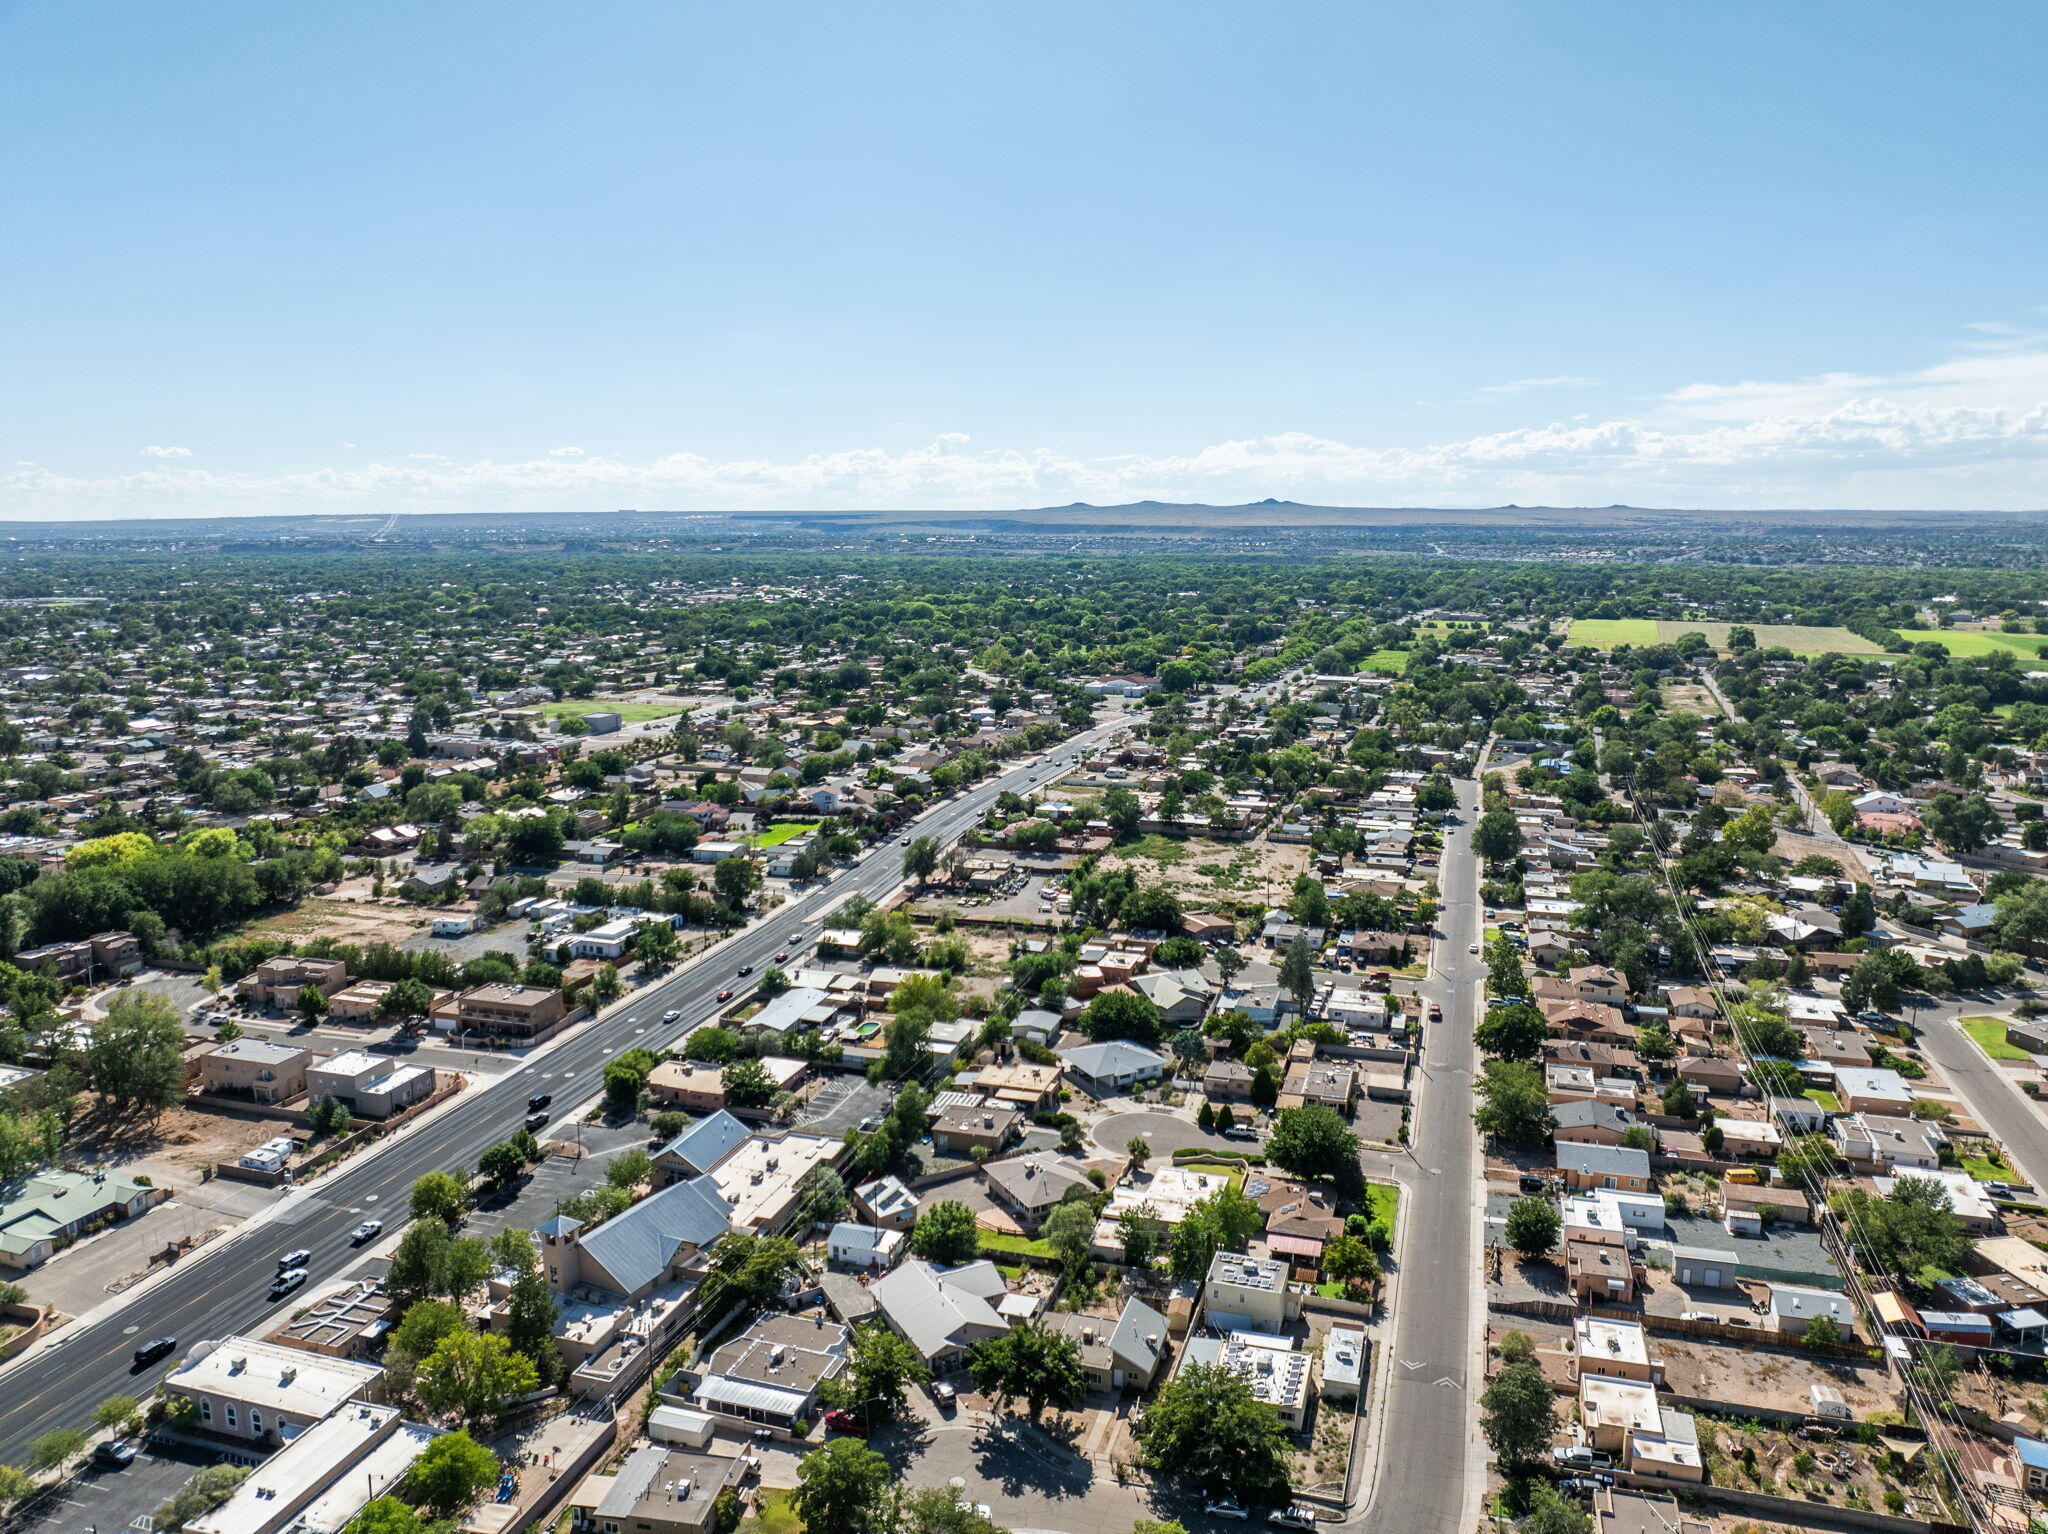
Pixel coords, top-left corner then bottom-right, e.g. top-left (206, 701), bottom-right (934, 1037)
top-left (929, 1103), bottom-right (1022, 1157)
top-left (0, 1167), bottom-right (165, 1272)
top-left (690, 1315), bottom-right (849, 1437)
top-left (827, 1223), bottom-right (903, 1271)
top-left (237, 956), bottom-right (350, 1011)
top-left (982, 1154), bottom-right (1096, 1231)
top-left (1057, 1041), bottom-right (1167, 1095)
top-left (575, 1446), bottom-right (739, 1534)
top-left (869, 1259), bottom-right (1011, 1371)
top-left (1555, 1143), bottom-right (1653, 1194)
top-left (1039, 1297), bottom-right (1171, 1392)
top-left (1551, 1100), bottom-right (1644, 1148)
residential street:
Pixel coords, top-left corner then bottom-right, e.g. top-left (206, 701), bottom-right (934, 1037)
top-left (1906, 986), bottom-right (2048, 1193)
top-left (1345, 761), bottom-right (1486, 1534)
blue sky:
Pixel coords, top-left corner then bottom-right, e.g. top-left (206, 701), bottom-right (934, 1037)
top-left (4, 0), bottom-right (2046, 517)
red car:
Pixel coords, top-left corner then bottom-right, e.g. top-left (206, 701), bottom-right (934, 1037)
top-left (717, 988), bottom-right (735, 1002)
top-left (774, 951), bottom-right (790, 963)
top-left (1428, 1003), bottom-right (1443, 1022)
top-left (824, 1409), bottom-right (866, 1434)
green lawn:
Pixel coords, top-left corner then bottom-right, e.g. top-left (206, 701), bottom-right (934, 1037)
top-left (1359, 648), bottom-right (1411, 675)
top-left (537, 698), bottom-right (686, 722)
top-left (750, 821), bottom-right (821, 849)
top-left (1802, 1088), bottom-right (1842, 1111)
top-left (1963, 1154), bottom-right (2011, 1183)
top-left (1567, 618), bottom-right (1661, 648)
top-left (1173, 1159), bottom-right (1248, 1190)
top-left (741, 1488), bottom-right (803, 1534)
top-left (1363, 1179), bottom-right (1400, 1233)
top-left (975, 1230), bottom-right (1056, 1261)
top-left (1962, 1016), bottom-right (2033, 1061)
top-left (1896, 628), bottom-right (2048, 658)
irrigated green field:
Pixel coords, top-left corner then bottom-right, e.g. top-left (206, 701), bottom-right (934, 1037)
top-left (1895, 628), bottom-right (2048, 658)
top-left (1566, 618), bottom-right (1660, 647)
top-left (1569, 618), bottom-right (1881, 655)
top-left (1360, 648), bottom-right (1412, 674)
top-left (537, 698), bottom-right (687, 722)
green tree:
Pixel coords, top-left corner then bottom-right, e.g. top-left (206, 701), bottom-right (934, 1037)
top-left (1134, 1361), bottom-right (1292, 1502)
top-left (1474, 808), bottom-right (1520, 864)
top-left (27, 1427), bottom-right (86, 1472)
top-left (604, 1045), bottom-right (661, 1114)
top-left (713, 854), bottom-right (763, 907)
top-left (404, 1428), bottom-right (501, 1514)
top-left (821, 1321), bottom-right (932, 1422)
top-left (346, 1497), bottom-right (426, 1534)
top-left (1504, 1197), bottom-right (1561, 1258)
top-left (722, 1058), bottom-right (776, 1110)
top-left (296, 984), bottom-right (329, 1021)
top-left (477, 1141), bottom-right (526, 1189)
top-left (415, 1328), bottom-right (540, 1428)
top-left (635, 920), bottom-right (679, 968)
top-left (1479, 1357), bottom-right (1558, 1469)
top-left (898, 1487), bottom-right (1004, 1534)
top-left (1322, 1234), bottom-right (1380, 1289)
top-left (967, 1322), bottom-right (1088, 1421)
top-left (92, 1393), bottom-right (142, 1434)
top-left (1080, 989), bottom-right (1163, 1045)
top-left (791, 1437), bottom-right (894, 1534)
top-left (1278, 932), bottom-right (1317, 1012)
top-left (1924, 791), bottom-right (2001, 856)
top-left (607, 1147), bottom-right (653, 1189)
top-left (375, 976), bottom-right (437, 1023)
top-left (910, 1200), bottom-right (981, 1264)
top-left (504, 1265), bottom-right (564, 1386)
top-left (86, 989), bottom-right (186, 1115)
top-left (1801, 1314), bottom-right (1844, 1353)
top-left (410, 1170), bottom-right (470, 1226)
top-left (589, 962), bottom-right (624, 1007)
top-left (1266, 1103), bottom-right (1360, 1186)
top-left (1473, 1059), bottom-right (1554, 1145)
top-left (1102, 786), bottom-right (1143, 839)
top-left (902, 836), bottom-right (942, 884)
top-left (1043, 1198), bottom-right (1097, 1272)
top-left (155, 1465), bottom-right (251, 1533)
top-left (1475, 1002), bottom-right (1547, 1061)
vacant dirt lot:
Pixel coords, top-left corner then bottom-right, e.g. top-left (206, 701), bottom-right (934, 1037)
top-left (71, 1101), bottom-right (287, 1193)
top-left (240, 895), bottom-right (440, 949)
top-left (1096, 833), bottom-right (1310, 911)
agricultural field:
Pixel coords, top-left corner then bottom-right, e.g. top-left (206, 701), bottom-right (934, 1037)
top-left (1564, 618), bottom-right (1660, 647)
top-left (1359, 648), bottom-right (1411, 674)
top-left (536, 698), bottom-right (687, 722)
top-left (1896, 627), bottom-right (2048, 658)
top-left (1568, 618), bottom-right (1882, 655)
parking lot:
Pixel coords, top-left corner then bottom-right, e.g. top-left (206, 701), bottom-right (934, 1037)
top-left (797, 1074), bottom-right (893, 1137)
top-left (14, 1439), bottom-right (230, 1534)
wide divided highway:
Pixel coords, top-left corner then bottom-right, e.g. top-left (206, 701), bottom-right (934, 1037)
top-left (0, 715), bottom-right (1127, 1462)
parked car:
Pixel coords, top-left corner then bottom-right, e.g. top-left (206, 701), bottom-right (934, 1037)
top-left (931, 1381), bottom-right (957, 1408)
top-left (350, 1220), bottom-right (383, 1244)
top-left (1557, 1476), bottom-right (1612, 1498)
top-left (824, 1410), bottom-right (866, 1434)
top-left (269, 1267), bottom-right (309, 1298)
top-left (1204, 1502), bottom-right (1249, 1521)
top-left (277, 1248), bottom-right (312, 1272)
top-left (1518, 1174), bottom-right (1545, 1194)
top-left (1267, 1508), bottom-right (1317, 1528)
top-left (93, 1441), bottom-right (138, 1470)
top-left (1550, 1446), bottom-right (1612, 1469)
top-left (132, 1336), bottom-right (178, 1367)
top-left (1223, 1124), bottom-right (1258, 1141)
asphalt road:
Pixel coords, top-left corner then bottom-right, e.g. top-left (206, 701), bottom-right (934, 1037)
top-left (1909, 989), bottom-right (2048, 1193)
top-left (0, 715), bottom-right (1128, 1464)
top-left (1350, 766), bottom-right (1486, 1534)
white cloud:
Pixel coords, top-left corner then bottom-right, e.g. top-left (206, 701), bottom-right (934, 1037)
top-left (14, 330), bottom-right (2048, 517)
top-left (141, 445), bottom-right (192, 459)
top-left (1477, 375), bottom-right (1604, 395)
top-left (549, 445), bottom-right (587, 457)
top-left (342, 441), bottom-right (357, 448)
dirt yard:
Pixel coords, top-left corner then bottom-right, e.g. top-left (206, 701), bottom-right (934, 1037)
top-left (1659, 1337), bottom-right (1894, 1416)
top-left (70, 1101), bottom-right (291, 1193)
top-left (239, 895), bottom-right (441, 949)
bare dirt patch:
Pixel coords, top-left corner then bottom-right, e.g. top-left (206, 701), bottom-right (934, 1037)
top-left (1097, 834), bottom-right (1310, 910)
top-left (69, 1102), bottom-right (289, 1193)
top-left (238, 895), bottom-right (438, 948)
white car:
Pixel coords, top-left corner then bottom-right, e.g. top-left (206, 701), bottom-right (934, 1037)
top-left (1204, 1503), bottom-right (1249, 1521)
top-left (1267, 1510), bottom-right (1317, 1530)
top-left (1468, 942), bottom-right (1480, 953)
